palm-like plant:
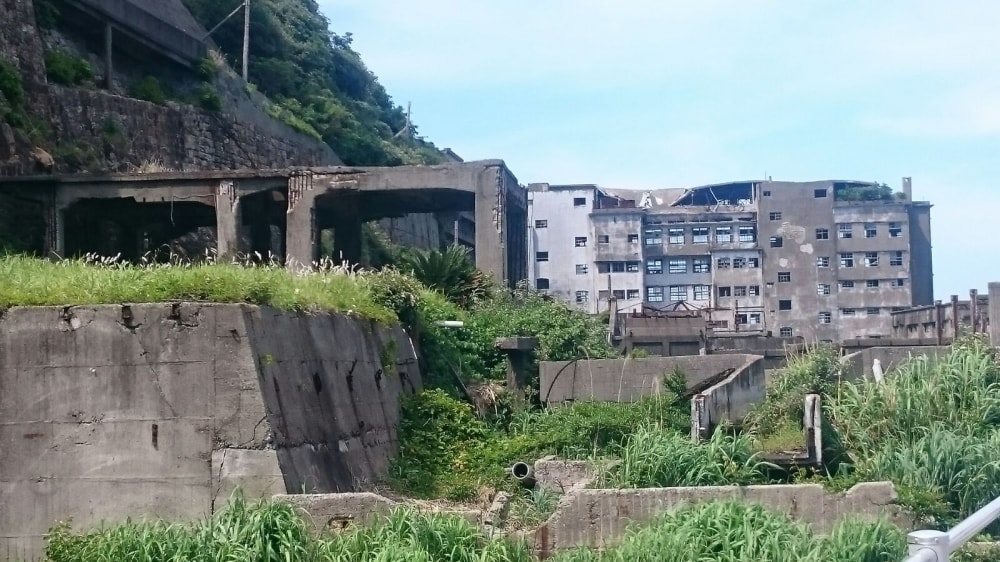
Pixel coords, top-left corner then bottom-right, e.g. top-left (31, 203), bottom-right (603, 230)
top-left (397, 245), bottom-right (493, 307)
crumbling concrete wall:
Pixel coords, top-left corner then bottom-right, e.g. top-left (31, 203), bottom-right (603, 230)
top-left (0, 303), bottom-right (420, 561)
top-left (276, 493), bottom-right (481, 533)
top-left (692, 354), bottom-right (766, 434)
top-left (539, 354), bottom-right (764, 405)
top-left (840, 346), bottom-right (949, 381)
top-left (533, 482), bottom-right (913, 554)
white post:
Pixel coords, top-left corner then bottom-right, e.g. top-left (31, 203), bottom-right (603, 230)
top-left (906, 530), bottom-right (948, 561)
top-left (242, 0), bottom-right (250, 80)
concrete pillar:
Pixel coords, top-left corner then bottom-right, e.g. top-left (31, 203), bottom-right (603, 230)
top-left (934, 300), bottom-right (943, 345)
top-left (475, 166), bottom-right (508, 286)
top-left (285, 201), bottom-right (317, 268)
top-left (951, 294), bottom-right (960, 340)
top-left (989, 283), bottom-right (1000, 348)
top-left (495, 337), bottom-right (538, 409)
top-left (971, 289), bottom-right (979, 333)
top-left (332, 213), bottom-right (362, 267)
top-left (215, 180), bottom-right (241, 261)
top-left (103, 23), bottom-right (113, 90)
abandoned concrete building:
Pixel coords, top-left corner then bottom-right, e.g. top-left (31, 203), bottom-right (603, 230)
top-left (890, 291), bottom-right (990, 344)
top-left (527, 178), bottom-right (934, 342)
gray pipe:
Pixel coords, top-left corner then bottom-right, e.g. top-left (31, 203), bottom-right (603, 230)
top-left (510, 461), bottom-right (536, 488)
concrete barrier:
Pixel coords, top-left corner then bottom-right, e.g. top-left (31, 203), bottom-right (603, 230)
top-left (0, 303), bottom-right (421, 561)
top-left (533, 482), bottom-right (913, 554)
top-left (690, 354), bottom-right (766, 438)
top-left (540, 354), bottom-right (764, 404)
top-left (840, 346), bottom-right (949, 381)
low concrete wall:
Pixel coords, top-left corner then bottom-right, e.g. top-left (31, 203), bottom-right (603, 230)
top-left (693, 354), bottom-right (765, 433)
top-left (540, 354), bottom-right (764, 404)
top-left (0, 303), bottom-right (420, 561)
top-left (840, 346), bottom-right (949, 381)
top-left (275, 493), bottom-right (481, 532)
top-left (533, 482), bottom-right (912, 554)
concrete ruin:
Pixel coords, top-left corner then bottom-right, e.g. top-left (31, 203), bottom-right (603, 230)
top-left (0, 160), bottom-right (529, 287)
top-left (0, 303), bottom-right (422, 561)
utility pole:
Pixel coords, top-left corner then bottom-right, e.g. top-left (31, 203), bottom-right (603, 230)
top-left (242, 0), bottom-right (250, 81)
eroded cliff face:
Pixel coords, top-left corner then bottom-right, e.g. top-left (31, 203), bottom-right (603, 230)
top-left (0, 0), bottom-right (340, 175)
top-left (0, 303), bottom-right (421, 561)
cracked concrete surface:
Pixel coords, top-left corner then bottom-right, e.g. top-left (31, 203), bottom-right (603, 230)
top-left (0, 303), bottom-right (422, 561)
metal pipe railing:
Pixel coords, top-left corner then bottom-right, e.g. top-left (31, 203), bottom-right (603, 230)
top-left (904, 495), bottom-right (1000, 561)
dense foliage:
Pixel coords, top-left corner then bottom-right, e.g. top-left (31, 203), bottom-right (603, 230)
top-left (183, 0), bottom-right (444, 166)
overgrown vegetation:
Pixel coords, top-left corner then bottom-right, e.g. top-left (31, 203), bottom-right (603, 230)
top-left (834, 182), bottom-right (902, 202)
top-left (46, 493), bottom-right (534, 562)
top-left (183, 0), bottom-right (445, 166)
top-left (44, 48), bottom-right (94, 86)
top-left (0, 57), bottom-right (26, 126)
top-left (551, 501), bottom-right (907, 562)
top-left (129, 76), bottom-right (168, 105)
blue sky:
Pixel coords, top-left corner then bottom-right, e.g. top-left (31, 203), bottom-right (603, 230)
top-left (319, 0), bottom-right (999, 299)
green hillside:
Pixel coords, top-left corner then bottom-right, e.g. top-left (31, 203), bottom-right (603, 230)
top-left (183, 0), bottom-right (444, 166)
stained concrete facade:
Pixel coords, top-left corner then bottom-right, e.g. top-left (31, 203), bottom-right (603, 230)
top-left (0, 160), bottom-right (528, 288)
top-left (890, 292), bottom-right (990, 343)
top-left (0, 303), bottom-right (422, 561)
top-left (527, 178), bottom-right (934, 343)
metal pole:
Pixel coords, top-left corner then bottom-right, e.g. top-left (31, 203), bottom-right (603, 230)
top-left (242, 0), bottom-right (250, 80)
top-left (905, 530), bottom-right (948, 561)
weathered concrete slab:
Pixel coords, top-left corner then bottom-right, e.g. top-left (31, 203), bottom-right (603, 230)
top-left (0, 303), bottom-right (422, 561)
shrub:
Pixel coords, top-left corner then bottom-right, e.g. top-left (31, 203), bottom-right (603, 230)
top-left (744, 345), bottom-right (840, 438)
top-left (33, 0), bottom-right (60, 29)
top-left (129, 76), bottom-right (167, 104)
top-left (398, 245), bottom-right (495, 309)
top-left (44, 48), bottom-right (94, 86)
top-left (196, 56), bottom-right (217, 81)
top-left (0, 59), bottom-right (25, 108)
top-left (197, 83), bottom-right (222, 111)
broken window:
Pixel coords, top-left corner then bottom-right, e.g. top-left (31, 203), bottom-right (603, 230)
top-left (536, 252), bottom-right (549, 262)
top-left (814, 188), bottom-right (827, 198)
top-left (535, 220), bottom-right (548, 228)
top-left (748, 285), bottom-right (760, 296)
top-left (626, 289), bottom-right (640, 300)
top-left (779, 327), bottom-right (793, 337)
top-left (866, 279), bottom-right (879, 288)
top-left (692, 257), bottom-right (710, 273)
top-left (819, 312), bottom-right (832, 324)
top-left (668, 228), bottom-right (685, 244)
top-left (817, 283), bottom-right (831, 295)
top-left (889, 222), bottom-right (902, 237)
top-left (778, 272), bottom-right (791, 283)
top-left (770, 236), bottom-right (783, 248)
top-left (842, 308), bottom-right (856, 317)
top-left (865, 224), bottom-right (877, 238)
top-left (644, 227), bottom-right (662, 245)
top-left (867, 307), bottom-right (880, 316)
top-left (734, 286), bottom-right (747, 297)
top-left (647, 286), bottom-right (664, 302)
top-left (779, 299), bottom-right (792, 311)
top-left (716, 257), bottom-right (731, 269)
top-left (733, 258), bottom-right (746, 269)
top-left (692, 227), bottom-right (709, 244)
top-left (748, 257), bottom-right (760, 268)
top-left (611, 262), bottom-right (626, 273)
top-left (597, 263), bottom-right (610, 273)
top-left (575, 237), bottom-right (587, 247)
top-left (612, 290), bottom-right (626, 300)
top-left (626, 261), bottom-right (641, 272)
top-left (668, 259), bottom-right (687, 274)
top-left (763, 190), bottom-right (772, 197)
top-left (716, 226), bottom-right (732, 243)
top-left (738, 225), bottom-right (756, 242)
top-left (865, 251), bottom-right (879, 267)
top-left (536, 278), bottom-right (550, 290)
top-left (815, 228), bottom-right (829, 240)
top-left (627, 233), bottom-right (639, 243)
top-left (816, 256), bottom-right (830, 267)
top-left (693, 285), bottom-right (710, 301)
top-left (576, 264), bottom-right (589, 275)
top-left (597, 234), bottom-right (610, 244)
top-left (769, 211), bottom-right (783, 221)
top-left (839, 223), bottom-right (853, 239)
top-left (576, 291), bottom-right (589, 304)
top-left (891, 278), bottom-right (905, 288)
top-left (840, 253), bottom-right (854, 268)
top-left (573, 197), bottom-right (587, 207)
top-left (646, 259), bottom-right (663, 275)
top-left (718, 286), bottom-right (732, 297)
top-left (669, 286), bottom-right (687, 301)
top-left (890, 251), bottom-right (903, 266)
top-left (840, 280), bottom-right (855, 288)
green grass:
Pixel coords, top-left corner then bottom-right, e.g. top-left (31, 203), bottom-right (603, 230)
top-left (0, 256), bottom-right (395, 323)
top-left (552, 500), bottom-right (907, 562)
top-left (45, 493), bottom-right (533, 562)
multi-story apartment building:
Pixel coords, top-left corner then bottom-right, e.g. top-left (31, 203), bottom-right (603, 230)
top-left (527, 178), bottom-right (933, 342)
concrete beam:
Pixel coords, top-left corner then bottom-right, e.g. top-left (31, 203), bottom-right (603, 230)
top-left (215, 180), bottom-right (241, 260)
